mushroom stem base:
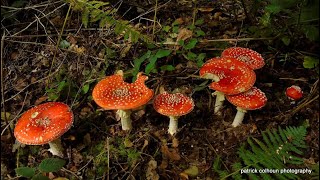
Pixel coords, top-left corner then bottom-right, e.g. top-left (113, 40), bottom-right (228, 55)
top-left (48, 138), bottom-right (64, 157)
top-left (117, 110), bottom-right (132, 131)
top-left (231, 107), bottom-right (247, 127)
top-left (213, 91), bottom-right (225, 115)
top-left (168, 116), bottom-right (179, 136)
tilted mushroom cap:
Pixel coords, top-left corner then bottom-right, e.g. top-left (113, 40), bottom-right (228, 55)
top-left (221, 47), bottom-right (265, 70)
top-left (92, 72), bottom-right (154, 110)
top-left (153, 92), bottom-right (194, 117)
top-left (200, 57), bottom-right (256, 95)
top-left (286, 85), bottom-right (303, 100)
top-left (14, 102), bottom-right (73, 145)
top-left (226, 87), bottom-right (267, 110)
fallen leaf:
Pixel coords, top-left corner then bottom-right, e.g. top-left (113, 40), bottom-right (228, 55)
top-left (172, 137), bottom-right (179, 148)
top-left (198, 7), bottom-right (214, 12)
top-left (1, 112), bottom-right (11, 121)
top-left (14, 78), bottom-right (27, 91)
top-left (34, 96), bottom-right (48, 105)
top-left (124, 138), bottom-right (134, 148)
top-left (183, 165), bottom-right (199, 177)
top-left (161, 144), bottom-right (181, 161)
top-left (10, 51), bottom-right (19, 60)
top-left (176, 28), bottom-right (193, 42)
top-left (141, 139), bottom-right (149, 152)
top-left (146, 159), bottom-right (159, 180)
top-left (67, 35), bottom-right (77, 45)
top-left (179, 172), bottom-right (189, 180)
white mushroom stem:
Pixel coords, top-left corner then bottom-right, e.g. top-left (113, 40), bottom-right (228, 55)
top-left (231, 107), bottom-right (247, 127)
top-left (213, 91), bottom-right (225, 115)
top-left (117, 109), bottom-right (132, 131)
top-left (48, 138), bottom-right (64, 158)
top-left (168, 116), bottom-right (179, 136)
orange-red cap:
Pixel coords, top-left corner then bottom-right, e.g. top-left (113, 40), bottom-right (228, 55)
top-left (153, 92), bottom-right (194, 117)
top-left (92, 72), bottom-right (154, 110)
top-left (200, 57), bottom-right (256, 95)
top-left (226, 87), bottom-right (267, 110)
top-left (221, 47), bottom-right (265, 70)
top-left (14, 102), bottom-right (73, 145)
top-left (286, 85), bottom-right (303, 100)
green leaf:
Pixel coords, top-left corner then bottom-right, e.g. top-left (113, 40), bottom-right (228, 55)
top-left (281, 36), bottom-right (290, 46)
top-left (59, 40), bottom-right (70, 49)
top-left (302, 25), bottom-right (319, 42)
top-left (145, 56), bottom-right (158, 75)
top-left (132, 50), bottom-right (151, 78)
top-left (162, 25), bottom-right (171, 32)
top-left (155, 49), bottom-right (171, 58)
top-left (31, 174), bottom-right (50, 180)
top-left (195, 30), bottom-right (205, 37)
top-left (196, 53), bottom-right (206, 67)
top-left (160, 65), bottom-right (175, 72)
top-left (265, 4), bottom-right (281, 14)
top-left (82, 84), bottom-right (90, 94)
top-left (184, 38), bottom-right (198, 50)
top-left (82, 8), bottom-right (90, 28)
top-left (184, 51), bottom-right (197, 61)
top-left (303, 56), bottom-right (319, 69)
top-left (15, 167), bottom-right (35, 178)
top-left (195, 18), bottom-right (204, 25)
top-left (38, 158), bottom-right (66, 173)
top-left (57, 81), bottom-right (66, 92)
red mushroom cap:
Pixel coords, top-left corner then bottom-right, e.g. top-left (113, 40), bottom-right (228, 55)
top-left (286, 85), bottom-right (303, 100)
top-left (200, 57), bottom-right (256, 95)
top-left (221, 47), bottom-right (265, 70)
top-left (226, 87), bottom-right (267, 110)
top-left (92, 72), bottom-right (154, 110)
top-left (153, 92), bottom-right (194, 117)
top-left (14, 102), bottom-right (73, 145)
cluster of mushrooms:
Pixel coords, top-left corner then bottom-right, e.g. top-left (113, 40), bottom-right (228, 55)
top-left (13, 47), bottom-right (302, 157)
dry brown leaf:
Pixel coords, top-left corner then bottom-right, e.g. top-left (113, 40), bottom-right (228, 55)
top-left (34, 96), bottom-right (48, 105)
top-left (172, 137), bottom-right (179, 148)
top-left (67, 35), bottom-right (77, 45)
top-left (146, 159), bottom-right (159, 180)
top-left (141, 139), bottom-right (149, 152)
top-left (161, 144), bottom-right (181, 161)
top-left (14, 78), bottom-right (27, 91)
top-left (10, 51), bottom-right (19, 60)
top-left (198, 7), bottom-right (214, 12)
top-left (174, 18), bottom-right (184, 25)
top-left (176, 28), bottom-right (193, 42)
top-left (179, 172), bottom-right (189, 180)
top-left (213, 12), bottom-right (222, 19)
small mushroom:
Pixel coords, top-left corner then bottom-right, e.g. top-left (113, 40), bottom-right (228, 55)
top-left (153, 91), bottom-right (194, 135)
top-left (286, 85), bottom-right (303, 101)
top-left (221, 47), bottom-right (265, 70)
top-left (14, 102), bottom-right (73, 157)
top-left (92, 70), bottom-right (154, 131)
top-left (200, 57), bottom-right (256, 115)
top-left (226, 87), bottom-right (267, 127)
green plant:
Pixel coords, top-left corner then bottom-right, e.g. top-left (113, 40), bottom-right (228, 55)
top-left (213, 125), bottom-right (309, 179)
top-left (15, 158), bottom-right (66, 180)
top-left (66, 0), bottom-right (151, 43)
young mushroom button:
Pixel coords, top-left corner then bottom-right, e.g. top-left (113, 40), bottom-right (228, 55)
top-left (286, 85), bottom-right (303, 101)
top-left (14, 102), bottom-right (73, 157)
top-left (153, 91), bottom-right (194, 136)
top-left (92, 70), bottom-right (154, 131)
top-left (226, 87), bottom-right (267, 127)
top-left (221, 47), bottom-right (265, 70)
top-left (199, 57), bottom-right (256, 115)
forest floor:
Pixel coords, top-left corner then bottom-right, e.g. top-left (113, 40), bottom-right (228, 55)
top-left (1, 0), bottom-right (319, 179)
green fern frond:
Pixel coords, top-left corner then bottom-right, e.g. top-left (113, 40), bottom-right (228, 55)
top-left (218, 125), bottom-right (308, 179)
top-left (66, 0), bottom-right (152, 43)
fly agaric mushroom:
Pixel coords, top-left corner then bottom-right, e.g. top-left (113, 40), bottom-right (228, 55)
top-left (226, 87), bottom-right (267, 127)
top-left (14, 102), bottom-right (73, 157)
top-left (92, 70), bottom-right (153, 131)
top-left (221, 47), bottom-right (265, 70)
top-left (286, 85), bottom-right (303, 100)
top-left (153, 91), bottom-right (194, 135)
top-left (200, 57), bottom-right (256, 115)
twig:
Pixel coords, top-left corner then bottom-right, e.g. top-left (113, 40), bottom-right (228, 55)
top-left (47, 4), bottom-right (72, 87)
top-left (12, 3), bottom-right (67, 36)
top-left (1, 92), bottom-right (28, 136)
top-left (1, 31), bottom-right (15, 143)
top-left (152, 0), bottom-right (158, 39)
